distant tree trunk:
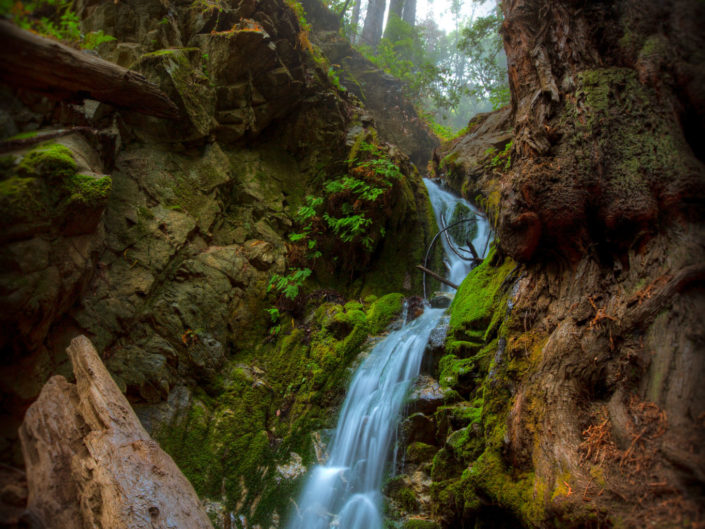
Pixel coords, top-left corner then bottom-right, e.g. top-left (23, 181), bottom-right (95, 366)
top-left (401, 0), bottom-right (416, 27)
top-left (350, 0), bottom-right (362, 43)
top-left (361, 0), bottom-right (387, 47)
top-left (383, 0), bottom-right (405, 39)
top-left (388, 0), bottom-right (404, 19)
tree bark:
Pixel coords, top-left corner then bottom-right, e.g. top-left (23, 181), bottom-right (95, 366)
top-left (0, 20), bottom-right (179, 119)
top-left (361, 0), bottom-right (387, 47)
top-left (350, 0), bottom-right (362, 42)
top-left (402, 0), bottom-right (416, 27)
top-left (383, 0), bottom-right (405, 40)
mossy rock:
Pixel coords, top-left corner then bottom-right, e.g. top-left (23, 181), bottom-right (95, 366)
top-left (62, 173), bottom-right (112, 206)
top-left (156, 291), bottom-right (410, 528)
top-left (366, 292), bottom-right (404, 333)
top-left (17, 143), bottom-right (77, 179)
top-left (461, 451), bottom-right (547, 526)
top-left (0, 177), bottom-right (48, 226)
top-left (406, 441), bottom-right (437, 463)
top-left (404, 519), bottom-right (441, 529)
top-left (447, 248), bottom-right (516, 348)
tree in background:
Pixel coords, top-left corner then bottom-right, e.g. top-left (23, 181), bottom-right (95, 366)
top-left (335, 0), bottom-right (509, 135)
top-left (360, 0), bottom-right (386, 46)
top-left (457, 2), bottom-right (508, 110)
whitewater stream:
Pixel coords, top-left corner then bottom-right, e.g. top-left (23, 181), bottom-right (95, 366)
top-left (287, 179), bottom-right (490, 529)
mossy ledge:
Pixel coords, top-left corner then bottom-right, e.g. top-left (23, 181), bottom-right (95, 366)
top-left (155, 293), bottom-right (406, 527)
top-left (421, 247), bottom-right (553, 527)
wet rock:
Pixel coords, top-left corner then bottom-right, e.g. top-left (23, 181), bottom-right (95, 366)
top-left (421, 315), bottom-right (449, 375)
top-left (18, 335), bottom-right (213, 529)
top-left (0, 134), bottom-right (109, 353)
top-left (401, 412), bottom-right (437, 446)
top-left (407, 375), bottom-right (460, 415)
top-left (130, 48), bottom-right (216, 142)
top-left (429, 293), bottom-right (453, 308)
top-left (275, 452), bottom-right (306, 483)
top-left (309, 27), bottom-right (438, 169)
top-left (433, 106), bottom-right (513, 202)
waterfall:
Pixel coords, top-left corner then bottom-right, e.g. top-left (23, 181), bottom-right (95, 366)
top-left (424, 177), bottom-right (491, 289)
top-left (287, 179), bottom-right (490, 529)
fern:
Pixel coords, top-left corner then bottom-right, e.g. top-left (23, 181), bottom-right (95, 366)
top-left (267, 268), bottom-right (312, 300)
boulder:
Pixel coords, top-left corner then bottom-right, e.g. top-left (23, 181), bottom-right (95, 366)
top-left (18, 335), bottom-right (213, 529)
top-left (407, 374), bottom-right (460, 415)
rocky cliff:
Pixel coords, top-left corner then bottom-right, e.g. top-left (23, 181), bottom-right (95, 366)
top-left (0, 0), bottom-right (441, 526)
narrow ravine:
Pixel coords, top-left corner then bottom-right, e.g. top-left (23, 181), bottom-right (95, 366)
top-left (287, 180), bottom-right (490, 529)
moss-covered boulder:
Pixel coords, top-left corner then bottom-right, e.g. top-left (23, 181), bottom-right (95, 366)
top-left (0, 137), bottom-right (111, 356)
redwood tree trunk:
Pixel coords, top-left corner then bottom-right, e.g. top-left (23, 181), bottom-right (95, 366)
top-left (361, 0), bottom-right (387, 46)
top-left (383, 0), bottom-right (405, 39)
top-left (429, 1), bottom-right (705, 528)
top-left (350, 0), bottom-right (362, 42)
top-left (401, 0), bottom-right (415, 27)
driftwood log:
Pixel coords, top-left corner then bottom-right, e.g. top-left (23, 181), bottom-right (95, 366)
top-left (18, 335), bottom-right (214, 529)
top-left (0, 20), bottom-right (179, 119)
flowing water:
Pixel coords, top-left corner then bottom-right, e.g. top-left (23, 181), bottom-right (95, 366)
top-left (424, 177), bottom-right (491, 289)
top-left (287, 179), bottom-right (490, 529)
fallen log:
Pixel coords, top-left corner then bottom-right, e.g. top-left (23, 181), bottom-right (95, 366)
top-left (0, 20), bottom-right (179, 119)
top-left (416, 264), bottom-right (460, 290)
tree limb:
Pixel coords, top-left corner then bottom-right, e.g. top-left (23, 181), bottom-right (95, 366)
top-left (0, 20), bottom-right (179, 119)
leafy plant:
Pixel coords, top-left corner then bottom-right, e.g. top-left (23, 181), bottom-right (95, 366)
top-left (485, 140), bottom-right (513, 171)
top-left (264, 307), bottom-right (281, 336)
top-left (3, 0), bottom-right (116, 50)
top-left (267, 268), bottom-right (312, 301)
top-left (83, 30), bottom-right (116, 50)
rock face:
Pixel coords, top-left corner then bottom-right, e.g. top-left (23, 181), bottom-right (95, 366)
top-left (0, 0), bottom-right (442, 525)
top-left (19, 335), bottom-right (213, 529)
top-left (300, 0), bottom-right (439, 170)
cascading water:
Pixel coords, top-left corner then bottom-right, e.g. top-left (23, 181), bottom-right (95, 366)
top-left (287, 179), bottom-right (490, 529)
top-left (424, 178), bottom-right (491, 289)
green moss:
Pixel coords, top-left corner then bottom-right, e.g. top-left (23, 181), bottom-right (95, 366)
top-left (0, 176), bottom-right (47, 224)
top-left (404, 520), bottom-right (441, 529)
top-left (63, 173), bottom-right (112, 205)
top-left (7, 131), bottom-right (39, 140)
top-left (17, 143), bottom-right (77, 179)
top-left (406, 441), bottom-right (437, 462)
top-left (563, 66), bottom-right (698, 214)
top-left (366, 292), bottom-right (404, 333)
top-left (550, 471), bottom-right (573, 501)
top-left (157, 290), bottom-right (413, 527)
top-left (141, 47), bottom-right (197, 58)
top-left (397, 487), bottom-right (419, 512)
top-left (447, 248), bottom-right (516, 346)
top-left (464, 451), bottom-right (546, 526)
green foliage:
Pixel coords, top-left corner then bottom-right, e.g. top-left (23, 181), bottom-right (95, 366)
top-left (83, 30), bottom-right (116, 49)
top-left (267, 268), bottom-right (312, 301)
top-left (327, 65), bottom-right (346, 92)
top-left (4, 0), bottom-right (116, 49)
top-left (457, 8), bottom-right (510, 109)
top-left (289, 140), bottom-right (402, 255)
top-left (18, 143), bottom-right (77, 179)
top-left (323, 212), bottom-right (373, 248)
top-left (265, 307), bottom-right (281, 336)
top-left (485, 140), bottom-right (513, 171)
